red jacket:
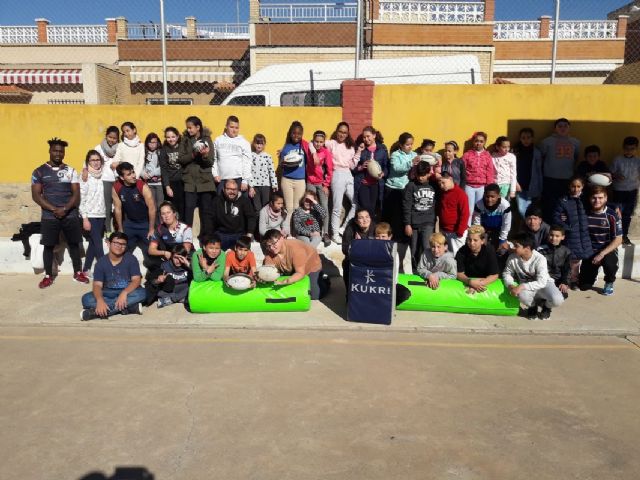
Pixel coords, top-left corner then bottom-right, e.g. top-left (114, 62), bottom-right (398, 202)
top-left (437, 184), bottom-right (469, 237)
top-left (306, 146), bottom-right (334, 187)
top-left (462, 149), bottom-right (495, 187)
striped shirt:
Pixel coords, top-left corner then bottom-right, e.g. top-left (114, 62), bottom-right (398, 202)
top-left (587, 207), bottom-right (622, 253)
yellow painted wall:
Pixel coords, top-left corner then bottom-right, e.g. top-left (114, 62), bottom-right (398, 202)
top-left (0, 105), bottom-right (342, 183)
top-left (374, 85), bottom-right (640, 163)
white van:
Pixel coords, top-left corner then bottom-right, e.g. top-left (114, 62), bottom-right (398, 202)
top-left (222, 55), bottom-right (482, 107)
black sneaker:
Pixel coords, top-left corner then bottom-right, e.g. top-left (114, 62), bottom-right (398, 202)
top-left (622, 236), bottom-right (633, 246)
top-left (80, 308), bottom-right (98, 321)
top-left (526, 306), bottom-right (539, 320)
top-left (322, 234), bottom-right (332, 248)
top-left (569, 282), bottom-right (579, 291)
top-left (538, 306), bottom-right (552, 320)
top-left (126, 303), bottom-right (143, 315)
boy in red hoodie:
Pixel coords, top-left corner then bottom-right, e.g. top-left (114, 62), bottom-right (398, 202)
top-left (306, 130), bottom-right (334, 246)
top-left (437, 172), bottom-right (470, 256)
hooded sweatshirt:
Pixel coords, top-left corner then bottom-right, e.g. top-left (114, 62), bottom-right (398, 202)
top-left (211, 193), bottom-right (256, 234)
top-left (213, 133), bottom-right (252, 184)
top-left (437, 184), bottom-right (469, 237)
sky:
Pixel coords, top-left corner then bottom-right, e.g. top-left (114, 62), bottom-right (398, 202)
top-left (0, 0), bottom-right (631, 25)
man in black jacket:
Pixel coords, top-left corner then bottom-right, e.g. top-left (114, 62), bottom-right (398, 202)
top-left (211, 179), bottom-right (256, 250)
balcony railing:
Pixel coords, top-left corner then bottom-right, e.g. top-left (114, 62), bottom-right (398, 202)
top-left (493, 21), bottom-right (541, 40)
top-left (47, 25), bottom-right (108, 43)
top-left (378, 1), bottom-right (485, 23)
top-left (0, 26), bottom-right (38, 44)
top-left (194, 23), bottom-right (249, 39)
top-left (259, 2), bottom-right (357, 22)
top-left (550, 21), bottom-right (618, 39)
top-left (126, 23), bottom-right (249, 39)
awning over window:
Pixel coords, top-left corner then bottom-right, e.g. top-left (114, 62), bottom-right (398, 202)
top-left (0, 69), bottom-right (82, 85)
top-left (129, 66), bottom-right (236, 83)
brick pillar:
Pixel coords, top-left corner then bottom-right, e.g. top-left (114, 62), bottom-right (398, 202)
top-left (250, 0), bottom-right (261, 22)
top-left (186, 16), bottom-right (197, 39)
top-left (116, 16), bottom-right (128, 40)
top-left (106, 18), bottom-right (117, 42)
top-left (371, 0), bottom-right (380, 21)
top-left (617, 15), bottom-right (629, 39)
top-left (483, 0), bottom-right (495, 22)
top-left (341, 80), bottom-right (375, 138)
top-left (540, 15), bottom-right (551, 39)
top-left (35, 18), bottom-right (49, 43)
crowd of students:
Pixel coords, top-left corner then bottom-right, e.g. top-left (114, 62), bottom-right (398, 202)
top-left (29, 115), bottom-right (639, 321)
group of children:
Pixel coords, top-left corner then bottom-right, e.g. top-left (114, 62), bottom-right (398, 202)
top-left (34, 113), bottom-right (639, 321)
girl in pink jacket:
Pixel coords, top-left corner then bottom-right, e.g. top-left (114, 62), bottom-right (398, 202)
top-left (306, 130), bottom-right (334, 245)
top-left (462, 131), bottom-right (495, 224)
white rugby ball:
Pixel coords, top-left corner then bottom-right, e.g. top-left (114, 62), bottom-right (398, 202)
top-left (588, 173), bottom-right (612, 187)
top-left (283, 151), bottom-right (303, 166)
top-left (193, 139), bottom-right (206, 153)
top-left (225, 273), bottom-right (253, 291)
top-left (256, 265), bottom-right (280, 282)
top-left (367, 159), bottom-right (382, 177)
top-left (419, 154), bottom-right (438, 166)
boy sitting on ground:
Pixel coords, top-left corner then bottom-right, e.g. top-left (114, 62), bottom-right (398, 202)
top-left (224, 235), bottom-right (257, 281)
top-left (416, 232), bottom-right (457, 290)
top-left (154, 244), bottom-right (191, 308)
top-left (503, 232), bottom-right (564, 320)
top-left (455, 225), bottom-right (500, 294)
top-left (192, 234), bottom-right (226, 282)
top-left (537, 225), bottom-right (572, 298)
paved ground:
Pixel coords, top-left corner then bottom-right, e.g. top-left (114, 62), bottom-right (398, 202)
top-left (2, 273), bottom-right (639, 335)
top-left (1, 326), bottom-right (639, 480)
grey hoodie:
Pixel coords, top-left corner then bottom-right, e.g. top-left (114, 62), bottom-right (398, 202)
top-left (416, 250), bottom-right (457, 280)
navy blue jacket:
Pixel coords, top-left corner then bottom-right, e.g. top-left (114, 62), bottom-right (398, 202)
top-left (553, 195), bottom-right (594, 260)
top-left (352, 142), bottom-right (389, 210)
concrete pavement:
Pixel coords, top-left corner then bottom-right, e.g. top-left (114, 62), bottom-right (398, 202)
top-left (1, 326), bottom-right (639, 480)
top-left (1, 273), bottom-right (639, 335)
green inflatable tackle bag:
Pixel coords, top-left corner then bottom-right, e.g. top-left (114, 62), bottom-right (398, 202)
top-left (396, 274), bottom-right (520, 316)
top-left (188, 276), bottom-right (311, 313)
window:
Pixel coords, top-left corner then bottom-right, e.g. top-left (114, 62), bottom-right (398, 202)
top-left (226, 95), bottom-right (266, 106)
top-left (280, 90), bottom-right (341, 107)
top-left (146, 98), bottom-right (193, 105)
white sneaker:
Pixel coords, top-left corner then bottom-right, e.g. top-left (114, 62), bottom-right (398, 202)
top-left (332, 235), bottom-right (342, 244)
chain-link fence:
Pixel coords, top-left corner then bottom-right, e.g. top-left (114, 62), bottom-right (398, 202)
top-left (0, 0), bottom-right (639, 105)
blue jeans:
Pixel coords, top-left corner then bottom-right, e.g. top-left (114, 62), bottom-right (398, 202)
top-left (217, 231), bottom-right (243, 251)
top-left (124, 221), bottom-right (151, 267)
top-left (81, 287), bottom-right (146, 315)
top-left (464, 185), bottom-right (484, 225)
top-left (516, 191), bottom-right (533, 219)
top-left (83, 218), bottom-right (105, 272)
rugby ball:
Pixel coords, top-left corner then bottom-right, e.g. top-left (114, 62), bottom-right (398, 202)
top-left (588, 173), bottom-right (612, 187)
top-left (283, 151), bottom-right (303, 166)
top-left (367, 159), bottom-right (382, 177)
top-left (419, 154), bottom-right (438, 166)
top-left (225, 273), bottom-right (254, 291)
top-left (256, 265), bottom-right (280, 282)
top-left (193, 140), bottom-right (206, 153)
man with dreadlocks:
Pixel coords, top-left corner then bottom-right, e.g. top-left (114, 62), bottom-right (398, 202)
top-left (31, 137), bottom-right (89, 288)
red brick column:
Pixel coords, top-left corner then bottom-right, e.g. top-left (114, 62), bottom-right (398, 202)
top-left (617, 15), bottom-right (629, 39)
top-left (106, 18), bottom-right (117, 42)
top-left (484, 0), bottom-right (495, 22)
top-left (540, 16), bottom-right (551, 39)
top-left (36, 18), bottom-right (49, 43)
top-left (341, 79), bottom-right (375, 138)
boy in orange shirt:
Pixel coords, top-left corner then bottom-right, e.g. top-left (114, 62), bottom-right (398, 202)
top-left (223, 235), bottom-right (257, 281)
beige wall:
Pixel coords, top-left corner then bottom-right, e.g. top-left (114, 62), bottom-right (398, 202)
top-left (96, 65), bottom-right (130, 105)
top-left (29, 91), bottom-right (84, 105)
top-left (0, 45), bottom-right (118, 64)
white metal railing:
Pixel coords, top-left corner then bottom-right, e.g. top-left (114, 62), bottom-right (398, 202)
top-left (259, 2), bottom-right (357, 22)
top-left (493, 21), bottom-right (541, 40)
top-left (127, 23), bottom-right (185, 39)
top-left (0, 26), bottom-right (38, 43)
top-left (46, 25), bottom-right (108, 43)
top-left (549, 21), bottom-right (618, 39)
top-left (195, 24), bottom-right (249, 39)
top-left (378, 1), bottom-right (485, 23)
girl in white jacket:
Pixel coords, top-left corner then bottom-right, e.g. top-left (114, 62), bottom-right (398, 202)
top-left (80, 150), bottom-right (107, 274)
top-left (111, 121), bottom-right (145, 179)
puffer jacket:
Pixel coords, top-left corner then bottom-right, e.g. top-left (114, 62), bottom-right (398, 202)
top-left (178, 128), bottom-right (215, 193)
top-left (553, 195), bottom-right (594, 260)
top-left (352, 142), bottom-right (389, 210)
